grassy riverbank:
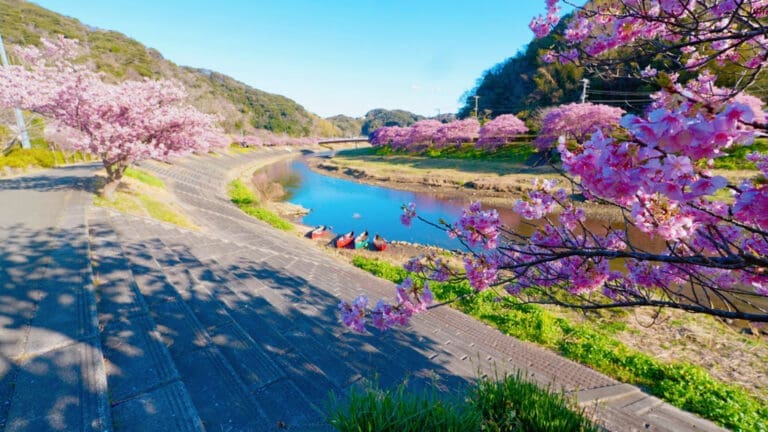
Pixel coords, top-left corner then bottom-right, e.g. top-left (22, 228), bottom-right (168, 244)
top-left (228, 178), bottom-right (293, 230)
top-left (350, 256), bottom-right (767, 432)
top-left (94, 167), bottom-right (197, 229)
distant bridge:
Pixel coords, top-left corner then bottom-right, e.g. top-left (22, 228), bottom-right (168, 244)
top-left (317, 137), bottom-right (369, 145)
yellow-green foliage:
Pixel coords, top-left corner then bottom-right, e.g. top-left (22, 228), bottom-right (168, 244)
top-left (0, 147), bottom-right (93, 171)
top-left (93, 191), bottom-right (144, 215)
top-left (135, 193), bottom-right (195, 229)
top-left (124, 167), bottom-right (165, 188)
top-left (228, 179), bottom-right (257, 205)
top-left (228, 143), bottom-right (255, 154)
top-left (227, 179), bottom-right (292, 231)
top-left (0, 148), bottom-right (56, 168)
top-left (94, 189), bottom-right (196, 230)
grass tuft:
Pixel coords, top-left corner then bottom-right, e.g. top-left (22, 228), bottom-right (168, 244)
top-left (124, 167), bottom-right (165, 188)
top-left (327, 372), bottom-right (598, 432)
top-left (228, 179), bottom-right (292, 230)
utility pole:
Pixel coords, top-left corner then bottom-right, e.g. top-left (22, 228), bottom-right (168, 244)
top-left (580, 78), bottom-right (589, 104)
top-left (473, 95), bottom-right (480, 118)
top-left (0, 34), bottom-right (31, 149)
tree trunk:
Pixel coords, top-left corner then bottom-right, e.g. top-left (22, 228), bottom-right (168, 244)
top-left (100, 161), bottom-right (127, 199)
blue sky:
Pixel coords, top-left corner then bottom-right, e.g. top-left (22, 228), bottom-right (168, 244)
top-left (32, 1), bottom-right (565, 118)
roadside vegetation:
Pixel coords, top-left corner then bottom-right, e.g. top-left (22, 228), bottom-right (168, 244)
top-left (94, 167), bottom-right (197, 230)
top-left (351, 256), bottom-right (768, 432)
top-left (328, 371), bottom-right (599, 432)
top-left (0, 147), bottom-right (93, 173)
top-left (342, 141), bottom-right (538, 164)
top-left (228, 179), bottom-right (293, 230)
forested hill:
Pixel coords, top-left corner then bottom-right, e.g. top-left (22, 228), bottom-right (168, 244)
top-left (459, 9), bottom-right (768, 124)
top-left (0, 0), bottom-right (328, 136)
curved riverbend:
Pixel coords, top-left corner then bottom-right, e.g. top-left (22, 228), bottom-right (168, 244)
top-left (253, 157), bottom-right (532, 249)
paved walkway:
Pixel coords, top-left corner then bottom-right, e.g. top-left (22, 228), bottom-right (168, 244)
top-left (0, 151), bottom-right (727, 431)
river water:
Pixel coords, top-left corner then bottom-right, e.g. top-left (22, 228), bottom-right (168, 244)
top-left (252, 157), bottom-right (527, 249)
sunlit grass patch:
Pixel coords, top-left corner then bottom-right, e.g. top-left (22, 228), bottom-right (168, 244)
top-left (135, 193), bottom-right (196, 229)
top-left (228, 179), bottom-right (292, 231)
top-left (327, 371), bottom-right (599, 432)
top-left (124, 167), bottom-right (165, 188)
top-left (94, 173), bottom-right (197, 230)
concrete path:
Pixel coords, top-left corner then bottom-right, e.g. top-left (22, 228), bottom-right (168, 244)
top-left (0, 151), bottom-right (728, 431)
top-left (0, 163), bottom-right (110, 431)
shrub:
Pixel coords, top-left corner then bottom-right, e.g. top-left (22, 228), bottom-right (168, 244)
top-left (327, 372), bottom-right (599, 432)
top-left (228, 179), bottom-right (292, 231)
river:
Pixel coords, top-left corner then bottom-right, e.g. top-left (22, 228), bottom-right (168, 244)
top-left (251, 157), bottom-right (529, 249)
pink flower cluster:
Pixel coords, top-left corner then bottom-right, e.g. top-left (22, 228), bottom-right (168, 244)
top-left (400, 202), bottom-right (417, 227)
top-left (454, 201), bottom-right (502, 249)
top-left (533, 103), bottom-right (625, 151)
top-left (340, 277), bottom-right (433, 333)
top-left (476, 115), bottom-right (530, 151)
top-left (534, 1), bottom-right (768, 72)
top-left (369, 114), bottom-right (527, 153)
top-left (529, 0), bottom-right (561, 38)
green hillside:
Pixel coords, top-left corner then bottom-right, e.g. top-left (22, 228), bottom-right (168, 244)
top-left (0, 0), bottom-right (319, 136)
top-left (326, 115), bottom-right (364, 137)
top-left (361, 109), bottom-right (424, 135)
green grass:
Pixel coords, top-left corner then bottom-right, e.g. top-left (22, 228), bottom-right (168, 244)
top-left (340, 142), bottom-right (539, 164)
top-left (351, 256), bottom-right (768, 432)
top-left (0, 147), bottom-right (93, 171)
top-left (124, 167), bottom-right (165, 188)
top-left (93, 191), bottom-right (144, 215)
top-left (136, 193), bottom-right (196, 229)
top-left (229, 179), bottom-right (257, 205)
top-left (712, 139), bottom-right (768, 170)
top-left (228, 179), bottom-right (293, 231)
top-left (327, 372), bottom-right (598, 432)
top-left (471, 372), bottom-right (599, 432)
top-left (94, 190), bottom-right (196, 230)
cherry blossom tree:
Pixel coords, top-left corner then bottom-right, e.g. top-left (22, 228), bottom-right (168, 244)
top-left (341, 0), bottom-right (768, 333)
top-left (533, 102), bottom-right (625, 151)
top-left (433, 118), bottom-right (480, 149)
top-left (476, 114), bottom-right (529, 151)
top-left (404, 120), bottom-right (443, 151)
top-left (369, 126), bottom-right (399, 147)
top-left (0, 36), bottom-right (227, 195)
